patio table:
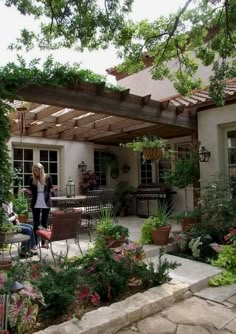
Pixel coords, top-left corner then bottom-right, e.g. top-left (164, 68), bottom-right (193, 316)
top-left (51, 195), bottom-right (87, 209)
top-left (0, 233), bottom-right (30, 260)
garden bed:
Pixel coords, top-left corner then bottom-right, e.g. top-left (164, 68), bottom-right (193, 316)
top-left (1, 241), bottom-right (179, 334)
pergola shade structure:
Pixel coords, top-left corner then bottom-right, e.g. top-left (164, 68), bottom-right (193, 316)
top-left (8, 79), bottom-right (236, 145)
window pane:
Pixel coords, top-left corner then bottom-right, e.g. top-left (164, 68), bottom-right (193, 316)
top-left (49, 163), bottom-right (57, 173)
top-left (228, 149), bottom-right (236, 164)
top-left (43, 163), bottom-right (49, 173)
top-left (51, 175), bottom-right (58, 185)
top-left (40, 150), bottom-right (48, 161)
top-left (24, 149), bottom-right (33, 160)
top-left (49, 151), bottom-right (57, 161)
top-left (176, 143), bottom-right (192, 160)
top-left (14, 148), bottom-right (23, 160)
top-left (94, 150), bottom-right (107, 187)
top-left (13, 161), bottom-right (23, 170)
top-left (24, 161), bottom-right (32, 174)
top-left (228, 131), bottom-right (236, 148)
top-left (24, 174), bottom-right (31, 187)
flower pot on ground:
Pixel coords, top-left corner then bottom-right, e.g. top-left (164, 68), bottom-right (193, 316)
top-left (120, 135), bottom-right (172, 161)
top-left (96, 209), bottom-right (129, 248)
top-left (151, 224), bottom-right (172, 245)
top-left (172, 209), bottom-right (200, 232)
top-left (140, 201), bottom-right (172, 245)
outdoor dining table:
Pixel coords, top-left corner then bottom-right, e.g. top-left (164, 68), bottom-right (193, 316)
top-left (50, 195), bottom-right (87, 209)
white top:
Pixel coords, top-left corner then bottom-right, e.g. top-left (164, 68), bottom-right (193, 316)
top-left (34, 182), bottom-right (48, 209)
top-left (2, 202), bottom-right (17, 222)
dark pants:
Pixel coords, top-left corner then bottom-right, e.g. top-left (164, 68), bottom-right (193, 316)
top-left (32, 208), bottom-right (50, 244)
top-left (20, 223), bottom-right (36, 252)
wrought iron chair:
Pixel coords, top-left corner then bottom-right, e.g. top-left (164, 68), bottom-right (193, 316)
top-left (36, 209), bottom-right (83, 263)
top-left (81, 194), bottom-right (101, 241)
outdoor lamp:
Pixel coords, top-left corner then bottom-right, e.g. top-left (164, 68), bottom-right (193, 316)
top-left (78, 161), bottom-right (87, 172)
top-left (198, 146), bottom-right (211, 162)
top-left (66, 177), bottom-right (75, 198)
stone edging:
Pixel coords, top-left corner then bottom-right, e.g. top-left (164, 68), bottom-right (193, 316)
top-left (35, 278), bottom-right (201, 334)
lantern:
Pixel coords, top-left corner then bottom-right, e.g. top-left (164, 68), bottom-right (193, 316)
top-left (78, 161), bottom-right (87, 172)
top-left (198, 146), bottom-right (211, 162)
top-left (66, 177), bottom-right (75, 198)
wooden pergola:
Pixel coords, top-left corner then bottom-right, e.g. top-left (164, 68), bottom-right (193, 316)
top-left (10, 79), bottom-right (234, 145)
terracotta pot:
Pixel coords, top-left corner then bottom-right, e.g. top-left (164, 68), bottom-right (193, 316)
top-left (103, 236), bottom-right (126, 248)
top-left (142, 147), bottom-right (163, 161)
top-left (18, 214), bottom-right (28, 223)
top-left (0, 260), bottom-right (12, 271)
top-left (151, 224), bottom-right (172, 245)
top-left (181, 217), bottom-right (198, 232)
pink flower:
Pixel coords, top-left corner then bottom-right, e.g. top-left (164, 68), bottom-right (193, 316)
top-left (113, 253), bottom-right (123, 262)
top-left (90, 292), bottom-right (100, 305)
top-left (79, 287), bottom-right (90, 300)
top-left (210, 243), bottom-right (222, 253)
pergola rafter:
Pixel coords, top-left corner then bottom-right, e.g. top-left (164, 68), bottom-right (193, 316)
top-left (8, 80), bottom-right (220, 144)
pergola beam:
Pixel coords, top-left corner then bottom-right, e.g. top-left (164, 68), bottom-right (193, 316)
top-left (19, 85), bottom-right (196, 130)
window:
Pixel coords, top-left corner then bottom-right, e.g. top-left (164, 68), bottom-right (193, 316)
top-left (40, 150), bottom-right (58, 186)
top-left (227, 131), bottom-right (236, 195)
top-left (13, 147), bottom-right (59, 191)
top-left (176, 142), bottom-right (192, 160)
top-left (158, 159), bottom-right (171, 183)
top-left (140, 155), bottom-right (152, 184)
top-left (13, 148), bottom-right (33, 193)
top-left (94, 150), bottom-right (107, 187)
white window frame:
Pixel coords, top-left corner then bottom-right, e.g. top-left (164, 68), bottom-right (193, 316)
top-left (12, 145), bottom-right (60, 188)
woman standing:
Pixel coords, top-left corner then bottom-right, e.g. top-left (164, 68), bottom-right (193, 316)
top-left (29, 163), bottom-right (53, 246)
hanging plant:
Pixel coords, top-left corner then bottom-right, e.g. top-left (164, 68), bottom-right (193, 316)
top-left (120, 135), bottom-right (172, 161)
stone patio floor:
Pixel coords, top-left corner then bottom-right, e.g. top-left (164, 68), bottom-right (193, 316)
top-left (32, 216), bottom-right (236, 334)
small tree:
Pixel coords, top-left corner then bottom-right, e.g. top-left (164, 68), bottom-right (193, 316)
top-left (164, 150), bottom-right (199, 212)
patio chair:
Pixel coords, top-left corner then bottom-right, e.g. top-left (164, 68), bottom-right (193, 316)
top-left (81, 194), bottom-right (102, 241)
top-left (36, 209), bottom-right (83, 263)
top-left (99, 189), bottom-right (118, 223)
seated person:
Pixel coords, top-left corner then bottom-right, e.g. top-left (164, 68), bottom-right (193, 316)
top-left (2, 202), bottom-right (37, 257)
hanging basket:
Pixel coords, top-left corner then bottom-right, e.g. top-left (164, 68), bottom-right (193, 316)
top-left (142, 147), bottom-right (164, 161)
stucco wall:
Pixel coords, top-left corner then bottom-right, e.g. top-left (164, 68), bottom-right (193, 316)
top-left (197, 103), bottom-right (236, 182)
top-left (7, 136), bottom-right (139, 194)
top-left (7, 134), bottom-right (195, 212)
top-left (116, 61), bottom-right (213, 100)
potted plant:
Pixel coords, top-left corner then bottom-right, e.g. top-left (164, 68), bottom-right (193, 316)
top-left (140, 201), bottom-right (172, 245)
top-left (113, 181), bottom-right (135, 216)
top-left (0, 209), bottom-right (19, 242)
top-left (79, 170), bottom-right (97, 194)
top-left (120, 135), bottom-right (172, 161)
top-left (96, 209), bottom-right (129, 247)
top-left (13, 193), bottom-right (29, 223)
top-left (164, 149), bottom-right (199, 231)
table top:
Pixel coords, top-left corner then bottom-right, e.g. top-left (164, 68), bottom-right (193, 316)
top-left (0, 233), bottom-right (30, 245)
top-left (51, 195), bottom-right (86, 201)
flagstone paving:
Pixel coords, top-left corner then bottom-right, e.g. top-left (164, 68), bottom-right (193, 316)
top-left (117, 293), bottom-right (236, 334)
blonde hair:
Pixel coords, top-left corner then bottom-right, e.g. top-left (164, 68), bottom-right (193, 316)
top-left (32, 163), bottom-right (46, 185)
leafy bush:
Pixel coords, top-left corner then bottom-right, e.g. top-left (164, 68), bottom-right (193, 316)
top-left (199, 175), bottom-right (236, 242)
top-left (13, 193), bottom-right (28, 216)
top-left (209, 245), bottom-right (236, 286)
